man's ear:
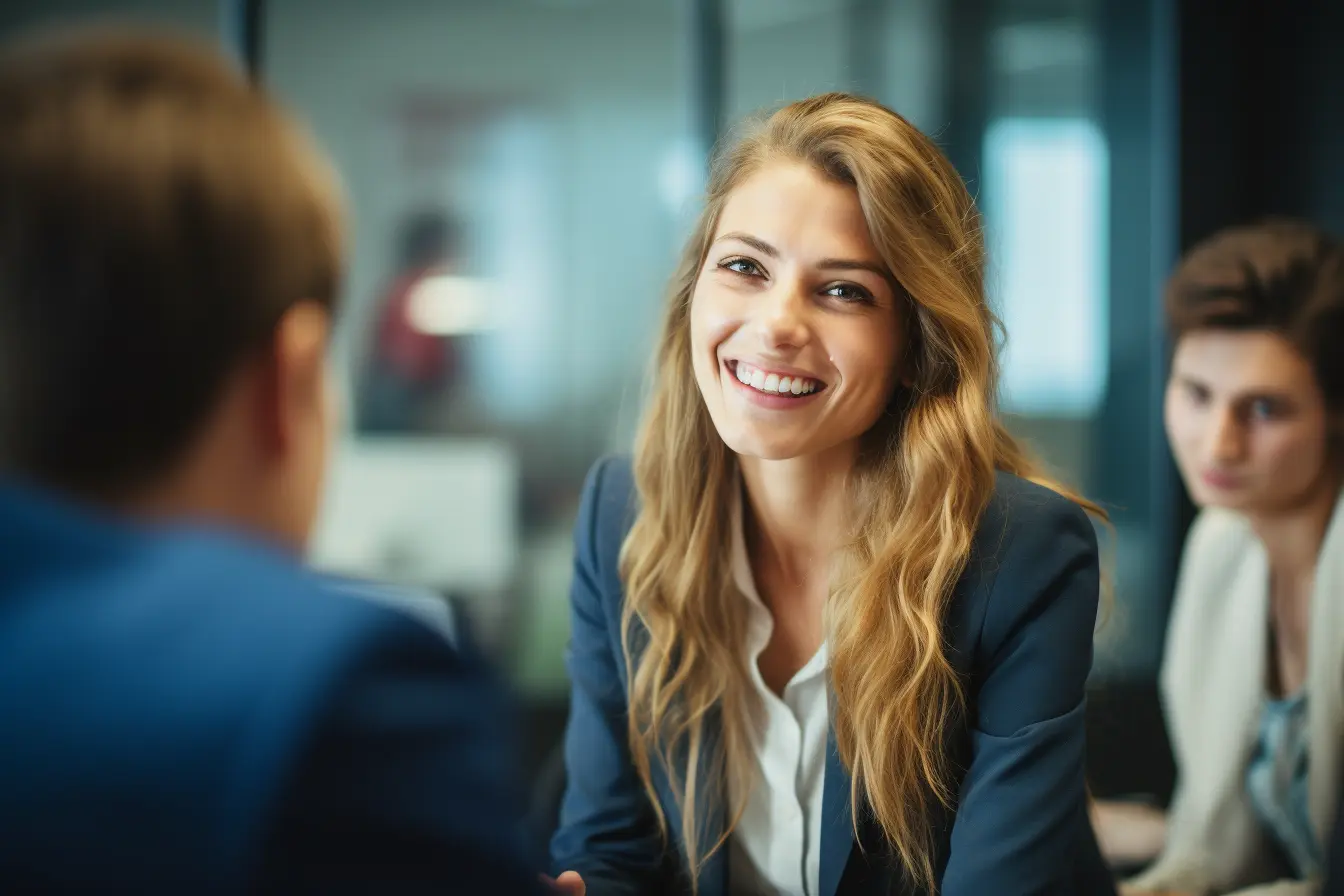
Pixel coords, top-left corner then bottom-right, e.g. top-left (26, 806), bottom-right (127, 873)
top-left (256, 302), bottom-right (332, 457)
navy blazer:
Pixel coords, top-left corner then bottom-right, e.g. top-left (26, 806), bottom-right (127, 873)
top-left (0, 481), bottom-right (541, 894)
top-left (551, 456), bottom-right (1116, 896)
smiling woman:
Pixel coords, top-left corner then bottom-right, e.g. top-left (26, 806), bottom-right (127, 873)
top-left (549, 92), bottom-right (1116, 896)
top-left (690, 161), bottom-right (904, 462)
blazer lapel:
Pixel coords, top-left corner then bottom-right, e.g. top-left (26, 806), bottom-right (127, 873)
top-left (1306, 488), bottom-right (1344, 838)
top-left (819, 727), bottom-right (855, 896)
top-left (700, 835), bottom-right (728, 896)
top-left (657, 722), bottom-right (729, 896)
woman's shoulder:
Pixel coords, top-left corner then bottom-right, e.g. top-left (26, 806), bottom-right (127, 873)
top-left (976, 470), bottom-right (1098, 558)
top-left (580, 461), bottom-right (1102, 583)
top-left (578, 454), bottom-right (637, 533)
top-left (1180, 504), bottom-right (1257, 566)
top-left (572, 454), bottom-right (638, 580)
top-left (951, 472), bottom-right (1101, 655)
top-left (583, 462), bottom-right (1103, 564)
top-left (943, 471), bottom-right (1103, 718)
top-left (964, 471), bottom-right (1100, 593)
top-left (1163, 505), bottom-right (1259, 627)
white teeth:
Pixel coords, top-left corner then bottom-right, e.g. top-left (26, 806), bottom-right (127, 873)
top-left (733, 362), bottom-right (819, 397)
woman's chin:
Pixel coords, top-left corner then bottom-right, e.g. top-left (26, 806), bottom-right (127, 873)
top-left (715, 426), bottom-right (824, 463)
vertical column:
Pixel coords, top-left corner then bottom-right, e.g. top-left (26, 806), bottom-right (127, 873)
top-left (845, 0), bottom-right (888, 100)
top-left (939, 0), bottom-right (991, 195)
top-left (1096, 0), bottom-right (1179, 615)
top-left (688, 0), bottom-right (726, 164)
top-left (219, 0), bottom-right (263, 80)
top-left (1081, 0), bottom-right (1180, 805)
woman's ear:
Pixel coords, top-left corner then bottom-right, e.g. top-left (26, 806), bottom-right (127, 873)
top-left (896, 301), bottom-right (922, 391)
top-left (898, 350), bottom-right (919, 390)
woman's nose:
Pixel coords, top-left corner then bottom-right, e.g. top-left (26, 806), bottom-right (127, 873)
top-left (755, 282), bottom-right (811, 350)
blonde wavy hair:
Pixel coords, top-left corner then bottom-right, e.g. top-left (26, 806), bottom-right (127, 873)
top-left (620, 93), bottom-right (1105, 892)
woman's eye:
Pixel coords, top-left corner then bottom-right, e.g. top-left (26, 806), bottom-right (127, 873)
top-left (720, 257), bottom-right (763, 277)
top-left (1249, 398), bottom-right (1281, 421)
top-left (824, 283), bottom-right (873, 303)
top-left (1185, 383), bottom-right (1210, 405)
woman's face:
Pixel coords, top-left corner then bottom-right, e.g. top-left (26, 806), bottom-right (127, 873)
top-left (1165, 329), bottom-right (1338, 515)
top-left (689, 161), bottom-right (905, 463)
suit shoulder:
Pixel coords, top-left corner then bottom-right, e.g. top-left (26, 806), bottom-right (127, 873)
top-left (0, 527), bottom-right (461, 884)
top-left (979, 471), bottom-right (1096, 555)
top-left (953, 472), bottom-right (1099, 641)
top-left (110, 530), bottom-right (452, 689)
top-left (583, 454), bottom-right (636, 521)
top-left (577, 454), bottom-right (638, 559)
top-left (951, 472), bottom-right (1101, 672)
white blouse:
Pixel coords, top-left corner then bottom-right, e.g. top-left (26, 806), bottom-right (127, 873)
top-left (726, 491), bottom-right (830, 896)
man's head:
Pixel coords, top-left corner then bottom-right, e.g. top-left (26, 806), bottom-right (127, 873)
top-left (0, 27), bottom-right (345, 548)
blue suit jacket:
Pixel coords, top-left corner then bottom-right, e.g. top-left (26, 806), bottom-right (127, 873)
top-left (551, 457), bottom-right (1117, 896)
top-left (0, 481), bottom-right (541, 894)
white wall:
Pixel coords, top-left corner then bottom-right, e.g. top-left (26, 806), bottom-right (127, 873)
top-left (265, 0), bottom-right (689, 454)
top-left (726, 0), bottom-right (945, 136)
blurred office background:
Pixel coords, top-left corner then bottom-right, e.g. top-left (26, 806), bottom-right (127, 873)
top-left (4, 0), bottom-right (1342, 813)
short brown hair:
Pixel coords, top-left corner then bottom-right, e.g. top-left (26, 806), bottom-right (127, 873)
top-left (0, 26), bottom-right (344, 495)
top-left (1165, 218), bottom-right (1344, 410)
